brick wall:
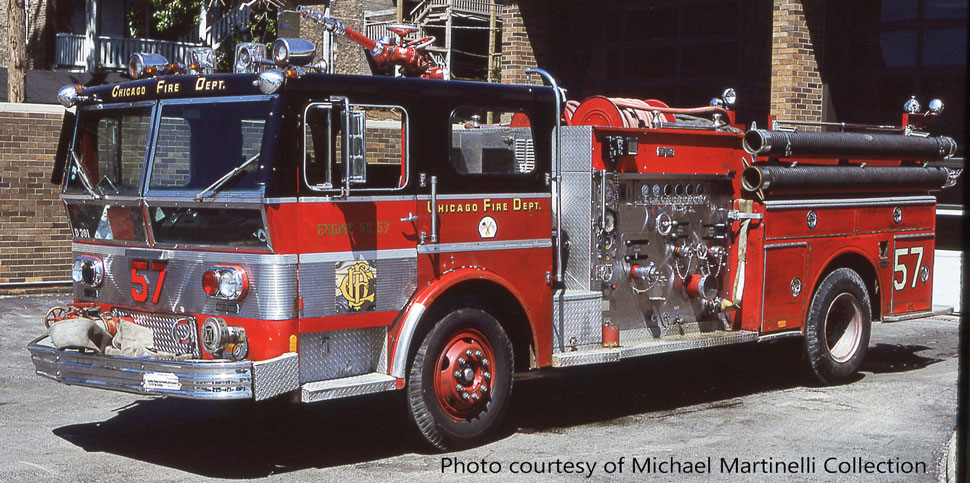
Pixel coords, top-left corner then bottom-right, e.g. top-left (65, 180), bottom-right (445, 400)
top-left (499, 0), bottom-right (548, 86)
top-left (770, 0), bottom-right (824, 124)
top-left (0, 103), bottom-right (72, 295)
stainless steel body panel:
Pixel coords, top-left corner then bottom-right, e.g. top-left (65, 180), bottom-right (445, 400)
top-left (552, 289), bottom-right (603, 352)
top-left (557, 125), bottom-right (596, 290)
top-left (551, 330), bottom-right (758, 367)
top-left (299, 252), bottom-right (417, 318)
top-left (70, 244), bottom-right (298, 320)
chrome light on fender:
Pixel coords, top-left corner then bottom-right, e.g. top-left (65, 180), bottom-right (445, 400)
top-left (928, 98), bottom-right (944, 115)
top-left (185, 47), bottom-right (215, 74)
top-left (71, 255), bottom-right (103, 287)
top-left (201, 317), bottom-right (248, 360)
top-left (57, 84), bottom-right (81, 107)
top-left (257, 69), bottom-right (284, 94)
top-left (234, 42), bottom-right (266, 73)
top-left (272, 38), bottom-right (316, 67)
top-left (201, 265), bottom-right (249, 301)
top-left (128, 52), bottom-right (169, 79)
top-left (903, 96), bottom-right (921, 114)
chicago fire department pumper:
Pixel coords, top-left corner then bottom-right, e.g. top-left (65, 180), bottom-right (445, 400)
top-left (29, 6), bottom-right (960, 449)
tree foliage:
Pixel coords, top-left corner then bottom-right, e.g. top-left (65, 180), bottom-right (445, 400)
top-left (127, 0), bottom-right (203, 41)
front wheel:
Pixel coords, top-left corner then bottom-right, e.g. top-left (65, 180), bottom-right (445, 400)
top-left (804, 268), bottom-right (872, 385)
top-left (406, 307), bottom-right (513, 450)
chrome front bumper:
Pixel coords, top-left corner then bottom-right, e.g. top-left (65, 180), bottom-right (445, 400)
top-left (28, 336), bottom-right (298, 400)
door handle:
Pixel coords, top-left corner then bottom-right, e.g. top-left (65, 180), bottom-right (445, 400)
top-left (400, 213), bottom-right (418, 223)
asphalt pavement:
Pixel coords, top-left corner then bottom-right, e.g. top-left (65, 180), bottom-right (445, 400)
top-left (0, 294), bottom-right (959, 482)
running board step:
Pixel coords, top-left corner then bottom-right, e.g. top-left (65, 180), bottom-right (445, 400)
top-left (301, 373), bottom-right (397, 403)
top-left (551, 330), bottom-right (758, 368)
top-left (881, 305), bottom-right (954, 322)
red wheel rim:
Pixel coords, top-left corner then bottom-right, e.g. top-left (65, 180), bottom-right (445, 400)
top-left (432, 328), bottom-right (496, 420)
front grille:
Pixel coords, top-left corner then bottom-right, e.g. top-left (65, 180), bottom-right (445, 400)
top-left (111, 308), bottom-right (200, 357)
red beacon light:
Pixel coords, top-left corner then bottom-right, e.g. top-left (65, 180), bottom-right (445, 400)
top-left (201, 266), bottom-right (249, 301)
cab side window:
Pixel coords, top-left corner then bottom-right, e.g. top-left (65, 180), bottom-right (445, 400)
top-left (304, 103), bottom-right (408, 190)
top-left (450, 108), bottom-right (535, 175)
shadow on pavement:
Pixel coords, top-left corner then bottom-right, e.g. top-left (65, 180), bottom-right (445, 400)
top-left (50, 338), bottom-right (940, 477)
top-left (860, 343), bottom-right (943, 373)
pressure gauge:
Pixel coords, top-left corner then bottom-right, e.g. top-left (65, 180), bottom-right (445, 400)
top-left (640, 184), bottom-right (650, 199)
top-left (652, 184), bottom-right (661, 197)
top-left (604, 182), bottom-right (615, 203)
top-left (603, 210), bottom-right (617, 233)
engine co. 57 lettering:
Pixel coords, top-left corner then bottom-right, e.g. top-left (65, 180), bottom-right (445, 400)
top-left (131, 260), bottom-right (168, 304)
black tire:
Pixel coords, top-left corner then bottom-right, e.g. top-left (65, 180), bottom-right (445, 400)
top-left (406, 307), bottom-right (513, 450)
top-left (804, 268), bottom-right (872, 385)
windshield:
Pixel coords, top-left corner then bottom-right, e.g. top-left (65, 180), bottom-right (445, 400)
top-left (149, 99), bottom-right (274, 193)
top-left (67, 105), bottom-right (152, 196)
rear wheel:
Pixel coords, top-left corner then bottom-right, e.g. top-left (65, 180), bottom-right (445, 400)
top-left (406, 307), bottom-right (513, 450)
top-left (804, 268), bottom-right (872, 384)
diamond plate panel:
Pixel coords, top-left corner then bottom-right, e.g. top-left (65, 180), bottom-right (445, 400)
top-left (300, 257), bottom-right (416, 318)
top-left (552, 330), bottom-right (758, 367)
top-left (73, 246), bottom-right (298, 320)
top-left (552, 290), bottom-right (603, 353)
top-left (299, 327), bottom-right (385, 383)
top-left (111, 308), bottom-right (200, 357)
top-left (253, 352), bottom-right (299, 401)
top-left (301, 373), bottom-right (397, 403)
top-left (556, 126), bottom-right (596, 291)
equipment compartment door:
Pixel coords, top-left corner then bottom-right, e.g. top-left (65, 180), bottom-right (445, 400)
top-left (889, 234), bottom-right (935, 315)
top-left (761, 243), bottom-right (808, 333)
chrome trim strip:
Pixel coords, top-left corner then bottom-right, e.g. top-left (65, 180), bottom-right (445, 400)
top-left (937, 209), bottom-right (963, 216)
top-left (299, 248), bottom-right (417, 264)
top-left (764, 196), bottom-right (935, 210)
top-left (416, 239), bottom-right (552, 254)
top-left (416, 192), bottom-right (552, 200)
top-left (894, 232), bottom-right (935, 240)
top-left (391, 302), bottom-right (426, 379)
top-left (757, 331), bottom-right (803, 342)
top-left (264, 197), bottom-right (298, 204)
top-left (159, 94), bottom-right (277, 106)
top-left (764, 241), bottom-right (809, 249)
top-left (299, 195), bottom-right (416, 203)
top-left (72, 242), bottom-right (298, 264)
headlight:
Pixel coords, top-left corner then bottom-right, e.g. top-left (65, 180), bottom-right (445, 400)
top-left (272, 38), bottom-right (316, 67)
top-left (201, 265), bottom-right (249, 301)
top-left (57, 84), bottom-right (80, 107)
top-left (72, 255), bottom-right (103, 287)
top-left (234, 42), bottom-right (266, 73)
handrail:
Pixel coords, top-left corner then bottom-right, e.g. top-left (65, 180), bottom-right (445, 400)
top-left (525, 68), bottom-right (563, 284)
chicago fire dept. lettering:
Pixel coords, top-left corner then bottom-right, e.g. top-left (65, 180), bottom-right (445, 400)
top-left (111, 84), bottom-right (147, 99)
top-left (425, 198), bottom-right (542, 214)
top-left (195, 77), bottom-right (227, 92)
top-left (335, 260), bottom-right (377, 312)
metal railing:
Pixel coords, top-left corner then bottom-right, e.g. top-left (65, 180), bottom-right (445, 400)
top-left (206, 5), bottom-right (250, 45)
top-left (409, 0), bottom-right (495, 22)
top-left (56, 33), bottom-right (203, 70)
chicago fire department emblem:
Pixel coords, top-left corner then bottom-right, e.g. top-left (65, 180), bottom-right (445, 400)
top-left (336, 260), bottom-right (377, 313)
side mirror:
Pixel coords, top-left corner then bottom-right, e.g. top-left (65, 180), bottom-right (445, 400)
top-left (344, 108), bottom-right (367, 184)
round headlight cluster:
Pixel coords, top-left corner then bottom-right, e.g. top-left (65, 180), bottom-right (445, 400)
top-left (72, 255), bottom-right (103, 287)
top-left (201, 265), bottom-right (249, 301)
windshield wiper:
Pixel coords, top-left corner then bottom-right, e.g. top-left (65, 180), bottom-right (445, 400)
top-left (194, 153), bottom-right (260, 201)
top-left (69, 151), bottom-right (103, 199)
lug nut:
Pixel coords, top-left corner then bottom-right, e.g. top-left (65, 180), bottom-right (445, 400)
top-left (480, 384), bottom-right (488, 393)
top-left (455, 384), bottom-right (463, 392)
top-left (483, 371), bottom-right (491, 380)
top-left (465, 349), bottom-right (473, 357)
top-left (471, 393), bottom-right (480, 401)
top-left (462, 392), bottom-right (470, 400)
top-left (453, 370), bottom-right (461, 379)
top-left (481, 358), bottom-right (489, 367)
top-left (457, 357), bottom-right (466, 366)
top-left (474, 350), bottom-right (483, 358)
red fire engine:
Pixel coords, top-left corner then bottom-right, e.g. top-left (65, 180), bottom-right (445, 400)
top-left (29, 8), bottom-right (959, 450)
